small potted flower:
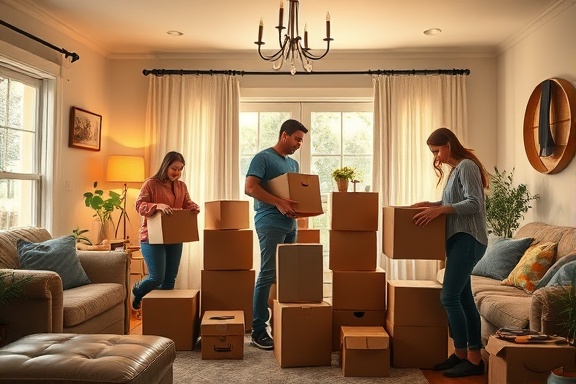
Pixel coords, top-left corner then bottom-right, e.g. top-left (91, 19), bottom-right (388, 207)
top-left (332, 166), bottom-right (356, 192)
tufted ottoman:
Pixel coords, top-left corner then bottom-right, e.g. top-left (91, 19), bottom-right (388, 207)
top-left (0, 333), bottom-right (176, 384)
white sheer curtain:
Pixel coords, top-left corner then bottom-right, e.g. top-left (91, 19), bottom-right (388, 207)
top-left (144, 74), bottom-right (240, 289)
top-left (373, 74), bottom-right (468, 280)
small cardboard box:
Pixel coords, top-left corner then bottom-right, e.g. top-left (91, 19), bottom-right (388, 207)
top-left (203, 229), bottom-right (253, 270)
top-left (332, 310), bottom-right (386, 351)
top-left (141, 289), bottom-right (200, 351)
top-left (329, 192), bottom-right (379, 231)
top-left (201, 270), bottom-right (255, 330)
top-left (148, 210), bottom-right (199, 244)
top-left (266, 172), bottom-right (323, 217)
top-left (204, 200), bottom-right (250, 230)
top-left (201, 310), bottom-right (245, 360)
top-left (386, 280), bottom-right (447, 327)
top-left (340, 326), bottom-right (390, 377)
top-left (332, 268), bottom-right (386, 310)
top-left (276, 244), bottom-right (323, 303)
top-left (329, 230), bottom-right (377, 271)
top-left (273, 300), bottom-right (332, 368)
top-left (385, 320), bottom-right (448, 369)
top-left (485, 336), bottom-right (576, 384)
top-left (296, 228), bottom-right (320, 243)
top-left (382, 206), bottom-right (445, 260)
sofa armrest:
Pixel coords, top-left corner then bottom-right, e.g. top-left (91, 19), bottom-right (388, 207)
top-left (530, 285), bottom-right (570, 337)
top-left (0, 269), bottom-right (63, 346)
top-left (77, 251), bottom-right (129, 285)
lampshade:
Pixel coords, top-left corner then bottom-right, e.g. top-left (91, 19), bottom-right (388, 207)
top-left (106, 155), bottom-right (145, 183)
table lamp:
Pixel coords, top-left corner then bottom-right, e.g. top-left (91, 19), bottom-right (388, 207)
top-left (106, 155), bottom-right (145, 241)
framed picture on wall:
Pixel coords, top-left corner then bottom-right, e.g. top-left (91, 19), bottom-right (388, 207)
top-left (69, 107), bottom-right (102, 151)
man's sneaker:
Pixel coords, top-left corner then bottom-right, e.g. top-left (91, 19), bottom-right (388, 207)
top-left (251, 329), bottom-right (274, 350)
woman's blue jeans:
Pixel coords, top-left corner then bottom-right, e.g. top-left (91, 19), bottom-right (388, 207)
top-left (132, 241), bottom-right (183, 304)
top-left (442, 232), bottom-right (486, 350)
top-left (252, 227), bottom-right (296, 334)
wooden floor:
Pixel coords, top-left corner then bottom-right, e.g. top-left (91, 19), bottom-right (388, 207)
top-left (130, 314), bottom-right (488, 383)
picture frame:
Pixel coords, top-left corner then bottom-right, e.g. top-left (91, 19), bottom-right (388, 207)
top-left (69, 106), bottom-right (102, 151)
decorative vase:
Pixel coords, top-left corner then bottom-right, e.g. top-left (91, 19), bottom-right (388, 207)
top-left (336, 179), bottom-right (349, 192)
top-left (548, 368), bottom-right (576, 384)
top-left (92, 218), bottom-right (115, 244)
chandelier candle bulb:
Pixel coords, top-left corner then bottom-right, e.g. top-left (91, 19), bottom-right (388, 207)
top-left (279, 0), bottom-right (284, 28)
top-left (258, 19), bottom-right (263, 43)
top-left (304, 24), bottom-right (308, 48)
top-left (326, 12), bottom-right (330, 39)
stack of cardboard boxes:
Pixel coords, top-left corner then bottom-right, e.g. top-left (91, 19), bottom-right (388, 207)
top-left (201, 200), bottom-right (255, 334)
top-left (382, 206), bottom-right (449, 369)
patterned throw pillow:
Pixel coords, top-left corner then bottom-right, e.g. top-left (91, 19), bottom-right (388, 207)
top-left (502, 242), bottom-right (557, 293)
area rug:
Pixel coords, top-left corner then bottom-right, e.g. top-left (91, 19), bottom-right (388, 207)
top-left (173, 337), bottom-right (428, 383)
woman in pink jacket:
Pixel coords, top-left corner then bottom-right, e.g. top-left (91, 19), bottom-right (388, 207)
top-left (131, 151), bottom-right (200, 313)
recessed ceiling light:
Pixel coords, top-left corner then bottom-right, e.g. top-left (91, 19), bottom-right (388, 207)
top-left (423, 28), bottom-right (442, 36)
top-left (167, 30), bottom-right (183, 36)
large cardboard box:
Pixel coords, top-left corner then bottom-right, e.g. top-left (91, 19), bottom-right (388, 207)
top-left (382, 206), bottom-right (445, 260)
top-left (331, 309), bottom-right (386, 351)
top-left (329, 230), bottom-right (377, 271)
top-left (204, 200), bottom-right (250, 230)
top-left (203, 229), bottom-right (253, 270)
top-left (273, 300), bottom-right (332, 368)
top-left (331, 268), bottom-right (386, 310)
top-left (201, 310), bottom-right (245, 360)
top-left (141, 289), bottom-right (200, 351)
top-left (329, 192), bottom-right (379, 231)
top-left (266, 172), bottom-right (323, 217)
top-left (385, 320), bottom-right (448, 369)
top-left (148, 210), bottom-right (199, 244)
top-left (296, 228), bottom-right (320, 243)
top-left (386, 280), bottom-right (447, 327)
top-left (340, 326), bottom-right (390, 377)
top-left (485, 336), bottom-right (576, 384)
top-left (201, 270), bottom-right (255, 330)
top-left (276, 244), bottom-right (323, 303)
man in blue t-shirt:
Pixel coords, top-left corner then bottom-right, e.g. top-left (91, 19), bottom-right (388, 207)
top-left (245, 119), bottom-right (309, 350)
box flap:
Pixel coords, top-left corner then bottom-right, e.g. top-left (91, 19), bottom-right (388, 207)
top-left (201, 311), bottom-right (245, 336)
top-left (345, 335), bottom-right (388, 350)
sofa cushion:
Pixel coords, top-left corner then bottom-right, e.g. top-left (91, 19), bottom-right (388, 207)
top-left (62, 283), bottom-right (125, 327)
top-left (17, 236), bottom-right (91, 290)
top-left (502, 242), bottom-right (556, 293)
top-left (535, 250), bottom-right (576, 290)
top-left (472, 237), bottom-right (533, 280)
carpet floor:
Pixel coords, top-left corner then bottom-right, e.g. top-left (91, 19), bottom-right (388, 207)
top-left (173, 336), bottom-right (428, 383)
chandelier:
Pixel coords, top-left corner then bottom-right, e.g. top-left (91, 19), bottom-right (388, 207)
top-left (255, 0), bottom-right (332, 75)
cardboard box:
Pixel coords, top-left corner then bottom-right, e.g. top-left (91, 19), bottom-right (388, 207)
top-left (204, 200), bottom-right (250, 230)
top-left (201, 270), bottom-right (255, 330)
top-left (276, 244), bottom-right (323, 303)
top-left (266, 172), bottom-right (323, 217)
top-left (386, 280), bottom-right (447, 327)
top-left (273, 300), bottom-right (332, 368)
top-left (385, 320), bottom-right (448, 369)
top-left (340, 326), bottom-right (390, 377)
top-left (331, 268), bottom-right (386, 310)
top-left (329, 192), bottom-right (379, 231)
top-left (382, 206), bottom-right (445, 260)
top-left (332, 310), bottom-right (386, 351)
top-left (141, 289), bottom-right (200, 351)
top-left (296, 228), bottom-right (320, 243)
top-left (485, 336), bottom-right (576, 384)
top-left (201, 310), bottom-right (245, 360)
top-left (147, 210), bottom-right (199, 244)
top-left (329, 230), bottom-right (377, 271)
top-left (203, 229), bottom-right (253, 270)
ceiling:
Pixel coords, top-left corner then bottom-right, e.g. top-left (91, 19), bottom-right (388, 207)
top-left (6, 0), bottom-right (564, 56)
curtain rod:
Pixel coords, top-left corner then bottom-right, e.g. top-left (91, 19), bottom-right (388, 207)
top-left (142, 68), bottom-right (470, 77)
top-left (0, 19), bottom-right (80, 63)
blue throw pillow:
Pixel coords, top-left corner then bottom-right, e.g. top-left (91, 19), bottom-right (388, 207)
top-left (546, 260), bottom-right (576, 287)
top-left (535, 251), bottom-right (576, 290)
top-left (472, 237), bottom-right (534, 280)
top-left (17, 236), bottom-right (91, 289)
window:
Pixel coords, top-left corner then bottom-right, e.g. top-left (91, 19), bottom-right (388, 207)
top-left (0, 66), bottom-right (43, 229)
top-left (240, 102), bottom-right (373, 266)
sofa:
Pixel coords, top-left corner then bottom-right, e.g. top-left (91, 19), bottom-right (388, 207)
top-left (470, 222), bottom-right (576, 345)
top-left (0, 227), bottom-right (130, 346)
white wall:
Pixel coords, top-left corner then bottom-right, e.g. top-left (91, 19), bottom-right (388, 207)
top-left (497, 2), bottom-right (576, 227)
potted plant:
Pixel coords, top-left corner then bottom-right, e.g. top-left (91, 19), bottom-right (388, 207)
top-left (72, 227), bottom-right (92, 246)
top-left (332, 166), bottom-right (357, 192)
top-left (553, 273), bottom-right (576, 346)
top-left (83, 181), bottom-right (123, 244)
top-left (485, 167), bottom-right (539, 238)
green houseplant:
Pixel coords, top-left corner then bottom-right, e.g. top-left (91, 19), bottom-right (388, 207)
top-left (83, 181), bottom-right (123, 243)
top-left (332, 166), bottom-right (357, 192)
top-left (0, 270), bottom-right (32, 305)
top-left (485, 167), bottom-right (540, 238)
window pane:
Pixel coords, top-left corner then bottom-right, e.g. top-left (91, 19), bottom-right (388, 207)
top-left (310, 112), bottom-right (341, 155)
top-left (0, 179), bottom-right (36, 229)
top-left (343, 112), bottom-right (373, 155)
top-left (0, 128), bottom-right (35, 173)
top-left (239, 112), bottom-right (258, 154)
top-left (260, 113), bottom-right (289, 150)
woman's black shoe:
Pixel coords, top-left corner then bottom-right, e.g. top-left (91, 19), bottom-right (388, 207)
top-left (443, 359), bottom-right (485, 377)
top-left (433, 354), bottom-right (463, 370)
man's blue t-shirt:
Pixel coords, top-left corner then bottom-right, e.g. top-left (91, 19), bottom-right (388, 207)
top-left (246, 147), bottom-right (298, 230)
